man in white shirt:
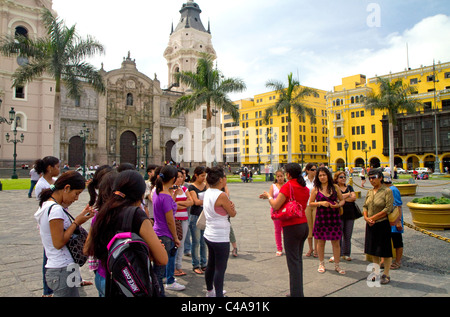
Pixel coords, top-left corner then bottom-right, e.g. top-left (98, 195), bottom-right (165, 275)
top-left (28, 167), bottom-right (41, 198)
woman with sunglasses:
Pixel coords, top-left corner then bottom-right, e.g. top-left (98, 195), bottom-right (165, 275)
top-left (363, 168), bottom-right (394, 284)
top-left (333, 171), bottom-right (357, 262)
top-left (308, 167), bottom-right (346, 275)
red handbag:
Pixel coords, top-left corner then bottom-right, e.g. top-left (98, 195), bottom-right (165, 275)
top-left (271, 183), bottom-right (304, 221)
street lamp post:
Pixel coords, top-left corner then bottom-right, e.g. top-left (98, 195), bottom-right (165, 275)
top-left (344, 139), bottom-right (349, 168)
top-left (362, 144), bottom-right (371, 169)
top-left (256, 145), bottom-right (261, 174)
top-left (132, 138), bottom-right (141, 171)
top-left (432, 60), bottom-right (441, 174)
top-left (265, 128), bottom-right (277, 164)
top-left (5, 111), bottom-right (24, 179)
top-left (141, 128), bottom-right (152, 179)
top-left (79, 123), bottom-right (90, 179)
top-left (300, 137), bottom-right (305, 170)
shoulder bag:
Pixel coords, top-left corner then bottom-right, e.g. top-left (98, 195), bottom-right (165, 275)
top-left (388, 206), bottom-right (401, 226)
top-left (196, 211), bottom-right (206, 230)
top-left (271, 183), bottom-right (304, 221)
top-left (48, 204), bottom-right (88, 267)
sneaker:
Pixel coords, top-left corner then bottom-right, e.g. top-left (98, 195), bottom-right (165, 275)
top-left (166, 281), bottom-right (186, 291)
top-left (205, 288), bottom-right (227, 297)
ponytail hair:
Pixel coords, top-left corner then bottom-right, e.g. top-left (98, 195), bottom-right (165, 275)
top-left (39, 171), bottom-right (85, 207)
top-left (205, 166), bottom-right (225, 186)
top-left (191, 166), bottom-right (206, 182)
top-left (34, 156), bottom-right (59, 175)
top-left (284, 163), bottom-right (306, 187)
top-left (150, 166), bottom-right (162, 189)
top-left (88, 165), bottom-right (113, 206)
top-left (155, 165), bottom-right (177, 195)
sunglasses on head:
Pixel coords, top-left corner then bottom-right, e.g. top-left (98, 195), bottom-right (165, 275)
top-left (369, 175), bottom-right (378, 180)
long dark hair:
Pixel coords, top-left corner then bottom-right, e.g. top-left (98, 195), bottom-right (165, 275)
top-left (191, 166), bottom-right (206, 182)
top-left (94, 170), bottom-right (118, 211)
top-left (150, 166), bottom-right (162, 189)
top-left (87, 170), bottom-right (146, 263)
top-left (284, 163), bottom-right (306, 187)
top-left (88, 165), bottom-right (113, 206)
top-left (39, 171), bottom-right (85, 207)
top-left (155, 165), bottom-right (177, 194)
top-left (314, 166), bottom-right (335, 195)
top-left (34, 156), bottom-right (59, 175)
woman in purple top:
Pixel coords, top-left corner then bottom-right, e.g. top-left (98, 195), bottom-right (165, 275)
top-left (152, 165), bottom-right (185, 295)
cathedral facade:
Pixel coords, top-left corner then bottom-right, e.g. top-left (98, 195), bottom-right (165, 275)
top-left (0, 0), bottom-right (216, 168)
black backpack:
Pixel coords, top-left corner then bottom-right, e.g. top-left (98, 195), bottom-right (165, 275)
top-left (106, 207), bottom-right (160, 297)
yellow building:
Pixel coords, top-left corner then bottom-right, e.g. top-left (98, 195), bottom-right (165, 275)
top-left (328, 61), bottom-right (450, 172)
top-left (223, 86), bottom-right (328, 169)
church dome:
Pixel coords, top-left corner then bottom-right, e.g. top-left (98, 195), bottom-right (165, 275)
top-left (174, 0), bottom-right (209, 33)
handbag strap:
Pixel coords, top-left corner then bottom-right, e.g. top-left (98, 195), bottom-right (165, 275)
top-left (288, 182), bottom-right (295, 202)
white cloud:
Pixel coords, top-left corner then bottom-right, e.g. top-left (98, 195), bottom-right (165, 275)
top-left (50, 1), bottom-right (450, 100)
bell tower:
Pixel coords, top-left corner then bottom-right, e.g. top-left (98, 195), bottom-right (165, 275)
top-left (164, 0), bottom-right (216, 92)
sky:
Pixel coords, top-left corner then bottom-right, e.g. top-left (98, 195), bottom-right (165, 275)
top-left (52, 0), bottom-right (450, 100)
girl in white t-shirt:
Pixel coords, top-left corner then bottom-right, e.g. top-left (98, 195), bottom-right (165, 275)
top-left (33, 156), bottom-right (60, 296)
top-left (34, 156), bottom-right (60, 201)
top-left (34, 171), bottom-right (94, 297)
top-left (203, 167), bottom-right (236, 297)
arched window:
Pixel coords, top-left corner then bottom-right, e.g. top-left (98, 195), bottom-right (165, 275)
top-left (355, 95), bottom-right (360, 103)
top-left (15, 26), bottom-right (28, 38)
top-left (126, 93), bottom-right (133, 106)
top-left (351, 96), bottom-right (355, 104)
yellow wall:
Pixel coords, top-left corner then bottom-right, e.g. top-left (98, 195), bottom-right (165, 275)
top-left (327, 61), bottom-right (450, 171)
top-left (230, 86), bottom-right (328, 167)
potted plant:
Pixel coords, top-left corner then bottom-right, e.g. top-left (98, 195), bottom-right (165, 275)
top-left (393, 181), bottom-right (418, 196)
top-left (407, 197), bottom-right (450, 230)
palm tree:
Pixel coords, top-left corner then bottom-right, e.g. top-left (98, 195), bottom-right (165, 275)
top-left (265, 72), bottom-right (316, 163)
top-left (171, 53), bottom-right (246, 126)
top-left (363, 76), bottom-right (421, 173)
top-left (0, 8), bottom-right (105, 158)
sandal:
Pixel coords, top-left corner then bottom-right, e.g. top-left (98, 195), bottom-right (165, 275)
top-left (80, 280), bottom-right (93, 286)
top-left (305, 249), bottom-right (313, 257)
top-left (318, 262), bottom-right (326, 273)
top-left (193, 267), bottom-right (203, 275)
top-left (276, 251), bottom-right (283, 257)
top-left (174, 269), bottom-right (186, 276)
top-left (390, 262), bottom-right (401, 270)
top-left (313, 251), bottom-right (318, 258)
top-left (335, 264), bottom-right (346, 275)
top-left (380, 274), bottom-right (391, 284)
top-left (329, 256), bottom-right (335, 263)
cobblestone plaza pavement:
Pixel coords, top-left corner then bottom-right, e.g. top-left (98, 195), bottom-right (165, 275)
top-left (0, 178), bottom-right (449, 299)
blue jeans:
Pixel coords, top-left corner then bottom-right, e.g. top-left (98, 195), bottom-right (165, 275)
top-left (95, 271), bottom-right (105, 297)
top-left (189, 214), bottom-right (206, 269)
top-left (29, 180), bottom-right (37, 198)
top-left (154, 236), bottom-right (175, 297)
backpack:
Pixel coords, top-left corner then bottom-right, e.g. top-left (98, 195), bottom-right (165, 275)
top-left (106, 207), bottom-right (160, 297)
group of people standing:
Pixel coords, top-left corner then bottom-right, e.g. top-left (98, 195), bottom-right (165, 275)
top-left (260, 162), bottom-right (403, 297)
top-left (32, 156), bottom-right (236, 297)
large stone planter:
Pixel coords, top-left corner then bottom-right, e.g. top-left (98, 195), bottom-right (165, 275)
top-left (406, 202), bottom-right (450, 230)
top-left (394, 183), bottom-right (418, 196)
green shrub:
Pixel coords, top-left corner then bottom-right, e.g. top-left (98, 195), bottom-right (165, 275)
top-left (412, 196), bottom-right (450, 204)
